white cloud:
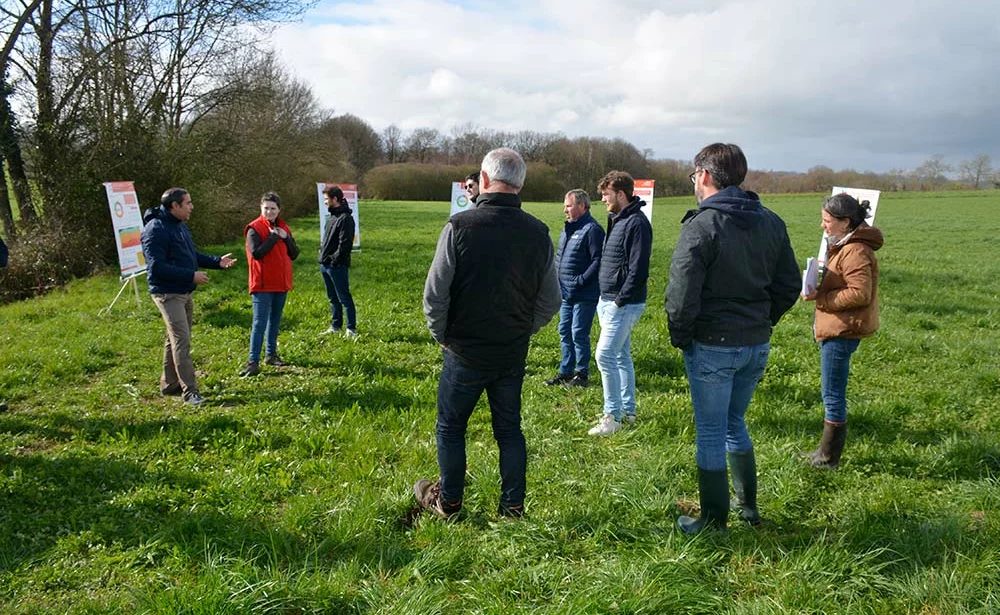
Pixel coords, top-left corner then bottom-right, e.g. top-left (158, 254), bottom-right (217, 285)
top-left (272, 0), bottom-right (1000, 171)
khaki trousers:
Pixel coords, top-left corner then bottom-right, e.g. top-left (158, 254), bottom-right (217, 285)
top-left (152, 293), bottom-right (197, 396)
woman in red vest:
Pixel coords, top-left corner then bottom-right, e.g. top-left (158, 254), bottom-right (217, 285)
top-left (240, 192), bottom-right (300, 376)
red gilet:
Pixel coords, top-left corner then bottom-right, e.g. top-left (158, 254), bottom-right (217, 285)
top-left (245, 216), bottom-right (293, 293)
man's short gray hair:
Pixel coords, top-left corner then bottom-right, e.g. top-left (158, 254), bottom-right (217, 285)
top-left (566, 189), bottom-right (590, 210)
top-left (481, 147), bottom-right (527, 189)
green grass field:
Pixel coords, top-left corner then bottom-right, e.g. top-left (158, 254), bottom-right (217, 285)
top-left (1, 191), bottom-right (999, 614)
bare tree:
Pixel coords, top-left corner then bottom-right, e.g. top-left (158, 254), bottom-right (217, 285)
top-left (957, 154), bottom-right (992, 189)
top-left (404, 127), bottom-right (441, 163)
top-left (914, 155), bottom-right (952, 189)
top-left (381, 124), bottom-right (402, 164)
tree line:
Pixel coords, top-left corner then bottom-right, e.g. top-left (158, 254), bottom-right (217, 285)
top-left (0, 1), bottom-right (996, 301)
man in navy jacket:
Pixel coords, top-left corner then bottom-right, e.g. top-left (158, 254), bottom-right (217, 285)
top-left (588, 171), bottom-right (652, 436)
top-left (141, 188), bottom-right (236, 406)
top-left (545, 189), bottom-right (604, 387)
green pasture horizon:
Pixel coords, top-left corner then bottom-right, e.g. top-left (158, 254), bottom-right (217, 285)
top-left (1, 191), bottom-right (998, 613)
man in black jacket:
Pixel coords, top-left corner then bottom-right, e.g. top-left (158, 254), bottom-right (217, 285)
top-left (141, 188), bottom-right (236, 406)
top-left (588, 171), bottom-right (652, 436)
top-left (416, 147), bottom-right (561, 519)
top-left (319, 185), bottom-right (358, 337)
top-left (666, 143), bottom-right (800, 534)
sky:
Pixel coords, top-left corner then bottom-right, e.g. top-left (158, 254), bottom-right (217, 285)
top-left (270, 0), bottom-right (1000, 173)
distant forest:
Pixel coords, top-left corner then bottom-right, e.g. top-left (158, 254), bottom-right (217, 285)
top-left (0, 1), bottom-right (995, 299)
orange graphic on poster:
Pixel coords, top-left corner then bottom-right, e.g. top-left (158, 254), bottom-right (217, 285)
top-left (119, 226), bottom-right (141, 249)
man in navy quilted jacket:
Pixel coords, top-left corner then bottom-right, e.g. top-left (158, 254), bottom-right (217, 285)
top-left (545, 189), bottom-right (604, 388)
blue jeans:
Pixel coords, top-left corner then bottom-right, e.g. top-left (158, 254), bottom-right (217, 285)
top-left (558, 299), bottom-right (598, 376)
top-left (595, 298), bottom-right (645, 420)
top-left (683, 341), bottom-right (770, 471)
top-left (820, 337), bottom-right (861, 423)
top-left (320, 264), bottom-right (356, 330)
top-left (249, 292), bottom-right (287, 363)
top-left (436, 349), bottom-right (527, 509)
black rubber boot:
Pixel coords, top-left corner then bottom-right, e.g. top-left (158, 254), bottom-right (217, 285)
top-left (728, 450), bottom-right (761, 525)
top-left (806, 421), bottom-right (847, 469)
top-left (678, 467), bottom-right (729, 534)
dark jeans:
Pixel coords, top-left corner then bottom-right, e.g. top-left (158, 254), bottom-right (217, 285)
top-left (820, 337), bottom-right (861, 423)
top-left (249, 291), bottom-right (287, 363)
top-left (320, 264), bottom-right (356, 330)
top-left (558, 299), bottom-right (598, 376)
top-left (436, 349), bottom-right (527, 509)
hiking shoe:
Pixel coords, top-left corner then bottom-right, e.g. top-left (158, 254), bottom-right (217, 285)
top-left (568, 372), bottom-right (589, 387)
top-left (413, 479), bottom-right (461, 519)
top-left (183, 391), bottom-right (205, 406)
top-left (545, 373), bottom-right (573, 386)
top-left (498, 503), bottom-right (525, 519)
top-left (161, 383), bottom-right (183, 397)
top-left (239, 362), bottom-right (260, 377)
top-left (321, 327), bottom-right (341, 336)
top-left (344, 329), bottom-right (359, 339)
top-left (588, 413), bottom-right (622, 436)
top-left (264, 354), bottom-right (288, 367)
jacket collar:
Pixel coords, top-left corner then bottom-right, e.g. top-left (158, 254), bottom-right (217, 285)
top-left (475, 192), bottom-right (522, 209)
top-left (610, 195), bottom-right (644, 221)
top-left (565, 211), bottom-right (595, 231)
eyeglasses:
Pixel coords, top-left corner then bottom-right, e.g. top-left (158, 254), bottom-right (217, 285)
top-left (465, 184), bottom-right (476, 190)
top-left (688, 170), bottom-right (698, 184)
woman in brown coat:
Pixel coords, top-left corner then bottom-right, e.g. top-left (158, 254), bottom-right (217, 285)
top-left (801, 193), bottom-right (883, 468)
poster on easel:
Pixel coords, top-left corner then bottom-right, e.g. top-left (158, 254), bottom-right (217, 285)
top-left (633, 179), bottom-right (655, 222)
top-left (804, 186), bottom-right (881, 294)
top-left (317, 183), bottom-right (360, 249)
top-left (450, 182), bottom-right (471, 216)
top-left (103, 181), bottom-right (146, 277)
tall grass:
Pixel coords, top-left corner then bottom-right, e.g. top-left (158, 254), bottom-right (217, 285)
top-left (1, 191), bottom-right (998, 614)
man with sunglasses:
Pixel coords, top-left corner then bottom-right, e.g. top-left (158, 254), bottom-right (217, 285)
top-left (464, 172), bottom-right (480, 205)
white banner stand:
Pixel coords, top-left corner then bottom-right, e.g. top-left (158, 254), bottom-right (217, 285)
top-left (100, 269), bottom-right (147, 316)
top-left (101, 181), bottom-right (148, 315)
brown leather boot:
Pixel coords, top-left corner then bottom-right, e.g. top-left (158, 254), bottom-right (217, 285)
top-left (806, 421), bottom-right (847, 469)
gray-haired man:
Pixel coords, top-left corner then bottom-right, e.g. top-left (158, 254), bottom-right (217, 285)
top-left (546, 189), bottom-right (604, 387)
top-left (416, 147), bottom-right (561, 519)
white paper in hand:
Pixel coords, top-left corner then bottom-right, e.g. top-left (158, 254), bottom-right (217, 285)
top-left (802, 257), bottom-right (818, 296)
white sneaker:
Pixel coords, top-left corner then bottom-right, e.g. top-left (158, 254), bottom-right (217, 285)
top-left (344, 329), bottom-right (359, 339)
top-left (588, 414), bottom-right (622, 436)
top-left (624, 414), bottom-right (636, 424)
top-left (321, 327), bottom-right (340, 336)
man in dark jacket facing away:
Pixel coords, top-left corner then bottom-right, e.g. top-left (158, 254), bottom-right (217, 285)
top-left (545, 189), bottom-right (604, 388)
top-left (141, 188), bottom-right (236, 406)
top-left (666, 143), bottom-right (800, 534)
top-left (416, 147), bottom-right (561, 519)
top-left (319, 185), bottom-right (358, 337)
top-left (588, 171), bottom-right (652, 436)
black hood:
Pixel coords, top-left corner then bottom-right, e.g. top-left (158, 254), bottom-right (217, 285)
top-left (698, 186), bottom-right (762, 229)
top-left (142, 205), bottom-right (179, 226)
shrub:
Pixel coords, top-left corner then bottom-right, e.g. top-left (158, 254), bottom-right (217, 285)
top-left (0, 219), bottom-right (104, 304)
